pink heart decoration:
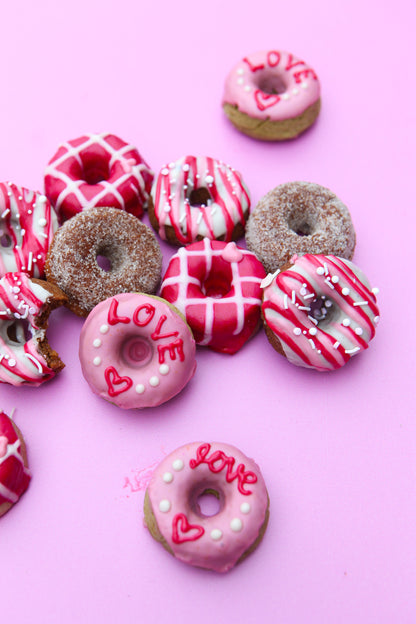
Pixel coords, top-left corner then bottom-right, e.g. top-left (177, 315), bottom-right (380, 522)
top-left (172, 513), bottom-right (205, 544)
top-left (0, 436), bottom-right (8, 458)
top-left (254, 90), bottom-right (280, 111)
top-left (104, 366), bottom-right (133, 397)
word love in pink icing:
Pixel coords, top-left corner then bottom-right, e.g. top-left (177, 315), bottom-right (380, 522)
top-left (189, 443), bottom-right (258, 495)
top-left (79, 293), bottom-right (197, 409)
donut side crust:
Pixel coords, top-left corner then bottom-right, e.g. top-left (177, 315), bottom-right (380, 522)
top-left (30, 279), bottom-right (67, 373)
top-left (223, 99), bottom-right (321, 141)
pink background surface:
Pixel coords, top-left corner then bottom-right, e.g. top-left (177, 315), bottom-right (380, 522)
top-left (0, 0), bottom-right (414, 622)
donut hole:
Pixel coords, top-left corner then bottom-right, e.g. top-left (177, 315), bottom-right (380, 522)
top-left (120, 335), bottom-right (153, 368)
top-left (202, 275), bottom-right (231, 298)
top-left (81, 156), bottom-right (110, 185)
top-left (188, 187), bottom-right (212, 208)
top-left (96, 254), bottom-right (112, 272)
top-left (5, 319), bottom-right (32, 344)
top-left (95, 244), bottom-right (124, 273)
top-left (192, 487), bottom-right (223, 518)
top-left (0, 233), bottom-right (13, 248)
top-left (287, 209), bottom-right (315, 237)
top-left (310, 296), bottom-right (336, 324)
top-left (257, 72), bottom-right (287, 95)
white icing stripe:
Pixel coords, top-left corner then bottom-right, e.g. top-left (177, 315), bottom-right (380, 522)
top-left (0, 481), bottom-right (19, 503)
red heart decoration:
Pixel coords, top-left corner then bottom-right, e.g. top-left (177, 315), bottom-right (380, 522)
top-left (104, 366), bottom-right (133, 397)
top-left (172, 513), bottom-right (205, 544)
top-left (254, 90), bottom-right (280, 111)
top-left (0, 435), bottom-right (8, 458)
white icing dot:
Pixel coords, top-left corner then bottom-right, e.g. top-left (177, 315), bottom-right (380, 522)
top-left (210, 529), bottom-right (223, 541)
top-left (244, 85), bottom-right (252, 92)
top-left (8, 359), bottom-right (16, 367)
top-left (38, 195), bottom-right (47, 203)
top-left (300, 287), bottom-right (307, 296)
top-left (172, 459), bottom-right (184, 471)
top-left (100, 324), bottom-right (109, 334)
top-left (292, 88), bottom-right (299, 95)
top-left (372, 287), bottom-right (379, 295)
top-left (374, 316), bottom-right (380, 324)
top-left (325, 300), bottom-right (333, 308)
top-left (301, 82), bottom-right (309, 89)
top-left (355, 327), bottom-right (363, 335)
top-left (93, 338), bottom-right (102, 348)
top-left (331, 275), bottom-right (339, 284)
top-left (163, 472), bottom-right (173, 483)
top-left (342, 287), bottom-right (350, 296)
top-left (135, 384), bottom-right (145, 394)
top-left (309, 327), bottom-right (318, 336)
top-left (182, 163), bottom-right (190, 172)
top-left (149, 376), bottom-right (160, 387)
top-left (161, 168), bottom-right (170, 175)
top-left (205, 175), bottom-right (214, 184)
top-left (38, 217), bottom-right (47, 227)
top-left (316, 267), bottom-right (325, 275)
top-left (12, 286), bottom-right (20, 294)
top-left (159, 499), bottom-right (171, 513)
top-left (159, 364), bottom-right (169, 375)
top-left (342, 318), bottom-right (351, 327)
top-left (236, 68), bottom-right (244, 75)
top-left (237, 77), bottom-right (244, 85)
top-left (93, 356), bottom-right (101, 366)
top-left (282, 93), bottom-right (290, 100)
top-left (230, 518), bottom-right (243, 532)
top-left (28, 307), bottom-right (36, 314)
top-left (293, 327), bottom-right (302, 336)
top-left (240, 502), bottom-right (251, 514)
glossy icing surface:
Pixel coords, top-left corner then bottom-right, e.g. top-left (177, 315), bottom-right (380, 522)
top-left (0, 411), bottom-right (30, 513)
top-left (145, 441), bottom-right (269, 572)
top-left (262, 254), bottom-right (380, 371)
top-left (79, 293), bottom-right (197, 409)
top-left (0, 182), bottom-right (58, 278)
top-left (223, 50), bottom-right (320, 120)
top-left (151, 156), bottom-right (250, 245)
top-left (44, 133), bottom-right (154, 222)
top-left (161, 239), bottom-right (266, 354)
top-left (0, 272), bottom-right (60, 385)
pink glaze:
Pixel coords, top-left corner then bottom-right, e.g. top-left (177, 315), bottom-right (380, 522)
top-left (0, 411), bottom-right (30, 511)
top-left (262, 254), bottom-right (380, 371)
top-left (44, 133), bottom-right (154, 223)
top-left (223, 50), bottom-right (320, 120)
top-left (0, 272), bottom-right (62, 386)
top-left (145, 441), bottom-right (269, 573)
top-left (151, 156), bottom-right (250, 245)
top-left (161, 239), bottom-right (266, 354)
top-left (0, 182), bottom-right (58, 278)
top-left (79, 293), bottom-right (197, 409)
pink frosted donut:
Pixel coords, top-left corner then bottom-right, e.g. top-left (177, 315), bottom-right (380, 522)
top-left (148, 156), bottom-right (250, 246)
top-left (0, 182), bottom-right (58, 278)
top-left (0, 272), bottom-right (66, 386)
top-left (44, 133), bottom-right (154, 223)
top-left (79, 293), bottom-right (197, 409)
top-left (262, 254), bottom-right (380, 371)
top-left (160, 239), bottom-right (266, 354)
top-left (0, 410), bottom-right (31, 517)
top-left (144, 441), bottom-right (269, 573)
top-left (223, 50), bottom-right (321, 140)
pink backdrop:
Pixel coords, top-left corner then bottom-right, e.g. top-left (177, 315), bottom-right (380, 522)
top-left (1, 0), bottom-right (414, 622)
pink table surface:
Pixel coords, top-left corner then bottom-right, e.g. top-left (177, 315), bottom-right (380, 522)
top-left (0, 0), bottom-right (414, 622)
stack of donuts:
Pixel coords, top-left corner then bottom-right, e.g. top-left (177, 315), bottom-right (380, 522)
top-left (0, 49), bottom-right (380, 573)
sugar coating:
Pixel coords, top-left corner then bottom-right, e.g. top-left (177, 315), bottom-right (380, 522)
top-left (45, 207), bottom-right (162, 316)
top-left (246, 181), bottom-right (356, 273)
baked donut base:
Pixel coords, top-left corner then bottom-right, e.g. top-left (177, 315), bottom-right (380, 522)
top-left (147, 197), bottom-right (248, 246)
top-left (223, 99), bottom-right (321, 141)
top-left (143, 489), bottom-right (270, 572)
top-left (0, 421), bottom-right (30, 518)
top-left (32, 279), bottom-right (67, 374)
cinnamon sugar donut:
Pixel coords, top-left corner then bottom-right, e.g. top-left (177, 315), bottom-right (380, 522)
top-left (246, 182), bottom-right (356, 273)
top-left (45, 207), bottom-right (162, 316)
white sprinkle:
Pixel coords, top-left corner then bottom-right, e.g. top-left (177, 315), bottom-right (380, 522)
top-left (353, 301), bottom-right (368, 307)
top-left (205, 175), bottom-right (214, 184)
top-left (309, 327), bottom-right (317, 336)
top-left (196, 211), bottom-right (203, 225)
top-left (291, 290), bottom-right (296, 303)
top-left (210, 205), bottom-right (217, 216)
top-left (159, 364), bottom-right (169, 375)
top-left (100, 324), bottom-right (109, 334)
top-left (325, 278), bottom-right (335, 289)
top-left (1, 209), bottom-right (10, 218)
top-left (93, 357), bottom-right (101, 366)
top-left (93, 338), bottom-right (102, 348)
top-left (309, 339), bottom-right (316, 350)
top-left (300, 287), bottom-right (307, 296)
top-left (292, 88), bottom-right (299, 95)
top-left (333, 341), bottom-right (340, 349)
top-left (374, 316), bottom-right (380, 324)
top-left (342, 319), bottom-right (351, 327)
top-left (244, 85), bottom-right (252, 92)
top-left (38, 217), bottom-right (47, 227)
top-left (324, 263), bottom-right (329, 275)
top-left (161, 167), bottom-right (170, 175)
top-left (163, 472), bottom-right (173, 483)
top-left (135, 384), bottom-right (145, 394)
top-left (331, 275), bottom-right (339, 284)
top-left (345, 347), bottom-right (360, 354)
top-left (316, 267), bottom-right (325, 275)
top-left (236, 68), bottom-right (244, 75)
top-left (298, 306), bottom-right (311, 311)
top-left (325, 300), bottom-right (333, 308)
top-left (355, 327), bottom-right (363, 335)
top-left (372, 287), bottom-right (379, 295)
top-left (237, 77), bottom-right (244, 85)
top-left (303, 293), bottom-right (315, 300)
top-left (293, 327), bottom-right (302, 336)
top-left (12, 286), bottom-right (20, 294)
top-left (182, 163), bottom-right (190, 172)
top-left (149, 376), bottom-right (160, 387)
top-left (211, 529), bottom-right (223, 541)
top-left (179, 213), bottom-right (186, 224)
top-left (159, 499), bottom-right (171, 513)
top-left (342, 287), bottom-right (350, 296)
top-left (27, 252), bottom-right (33, 273)
top-left (301, 82), bottom-right (309, 89)
top-left (172, 459), bottom-right (184, 471)
top-left (240, 502), bottom-right (251, 514)
top-left (308, 315), bottom-right (318, 325)
top-left (163, 204), bottom-right (171, 213)
top-left (282, 92), bottom-right (290, 100)
top-left (284, 294), bottom-right (289, 309)
top-left (230, 518), bottom-right (243, 532)
top-left (38, 195), bottom-right (47, 203)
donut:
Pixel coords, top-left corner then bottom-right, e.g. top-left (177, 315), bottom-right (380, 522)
top-left (261, 254), bottom-right (380, 371)
top-left (44, 132), bottom-right (154, 223)
top-left (223, 50), bottom-right (321, 141)
top-left (0, 272), bottom-right (66, 386)
top-left (0, 182), bottom-right (58, 278)
top-left (0, 410), bottom-right (31, 517)
top-left (148, 156), bottom-right (250, 246)
top-left (79, 293), bottom-right (197, 409)
top-left (144, 441), bottom-right (269, 573)
top-left (246, 182), bottom-right (356, 274)
top-left (45, 207), bottom-right (162, 317)
top-left (160, 239), bottom-right (266, 354)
